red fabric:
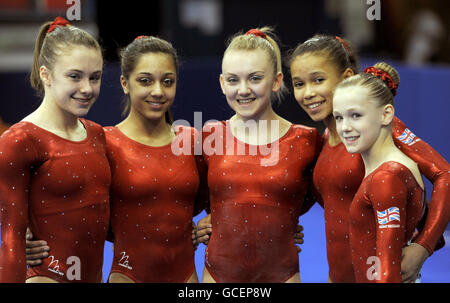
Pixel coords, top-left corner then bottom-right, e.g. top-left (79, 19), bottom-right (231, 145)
top-left (105, 126), bottom-right (207, 282)
top-left (349, 162), bottom-right (424, 283)
top-left (313, 116), bottom-right (449, 282)
top-left (47, 16), bottom-right (71, 33)
top-left (202, 121), bottom-right (321, 282)
top-left (134, 35), bottom-right (149, 41)
top-left (0, 119), bottom-right (110, 283)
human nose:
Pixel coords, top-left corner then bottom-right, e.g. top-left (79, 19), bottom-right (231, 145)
top-left (79, 78), bottom-right (93, 96)
top-left (151, 81), bottom-right (164, 99)
top-left (237, 81), bottom-right (251, 96)
top-left (341, 117), bottom-right (353, 132)
top-left (304, 83), bottom-right (316, 99)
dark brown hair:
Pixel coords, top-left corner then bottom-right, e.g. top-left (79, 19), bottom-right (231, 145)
top-left (31, 21), bottom-right (102, 96)
top-left (287, 34), bottom-right (359, 75)
top-left (119, 36), bottom-right (179, 123)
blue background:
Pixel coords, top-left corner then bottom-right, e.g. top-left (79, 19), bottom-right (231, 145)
top-left (0, 58), bottom-right (449, 282)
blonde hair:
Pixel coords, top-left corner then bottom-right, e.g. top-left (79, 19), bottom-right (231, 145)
top-left (335, 62), bottom-right (400, 107)
top-left (30, 21), bottom-right (102, 96)
top-left (223, 26), bottom-right (287, 103)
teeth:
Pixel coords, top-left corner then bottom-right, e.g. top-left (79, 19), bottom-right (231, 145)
top-left (307, 101), bottom-right (324, 109)
top-left (345, 136), bottom-right (359, 141)
top-left (238, 99), bottom-right (254, 104)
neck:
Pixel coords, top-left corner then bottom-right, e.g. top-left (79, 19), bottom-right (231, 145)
top-left (323, 114), bottom-right (341, 145)
top-left (360, 126), bottom-right (396, 176)
top-left (119, 109), bottom-right (172, 139)
top-left (35, 95), bottom-right (80, 131)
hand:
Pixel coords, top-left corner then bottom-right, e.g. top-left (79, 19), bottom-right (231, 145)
top-left (401, 243), bottom-right (429, 283)
top-left (294, 225), bottom-right (304, 253)
top-left (196, 214), bottom-right (212, 245)
top-left (25, 227), bottom-right (50, 266)
top-left (191, 221), bottom-right (199, 250)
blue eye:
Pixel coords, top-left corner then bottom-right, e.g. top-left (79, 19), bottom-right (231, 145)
top-left (352, 113), bottom-right (362, 119)
top-left (314, 78), bottom-right (324, 84)
top-left (334, 115), bottom-right (342, 121)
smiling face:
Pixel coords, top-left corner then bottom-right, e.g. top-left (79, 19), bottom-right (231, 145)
top-left (220, 49), bottom-right (282, 121)
top-left (42, 46), bottom-right (103, 117)
top-left (290, 53), bottom-right (349, 122)
top-left (332, 85), bottom-right (385, 154)
top-left (121, 52), bottom-right (177, 122)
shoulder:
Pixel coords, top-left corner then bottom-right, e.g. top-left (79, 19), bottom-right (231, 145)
top-left (80, 118), bottom-right (106, 138)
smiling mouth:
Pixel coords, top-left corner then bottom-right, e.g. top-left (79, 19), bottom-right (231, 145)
top-left (344, 136), bottom-right (359, 143)
top-left (305, 101), bottom-right (325, 110)
top-left (73, 97), bottom-right (91, 104)
top-left (237, 98), bottom-right (256, 105)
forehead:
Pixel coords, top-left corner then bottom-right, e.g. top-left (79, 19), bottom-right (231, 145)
top-left (133, 52), bottom-right (176, 73)
top-left (54, 46), bottom-right (103, 71)
top-left (222, 49), bottom-right (272, 72)
top-left (333, 86), bottom-right (372, 108)
top-left (290, 52), bottom-right (335, 74)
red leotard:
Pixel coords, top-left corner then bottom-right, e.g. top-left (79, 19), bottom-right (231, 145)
top-left (349, 162), bottom-right (424, 283)
top-left (203, 121), bottom-right (321, 282)
top-left (105, 126), bottom-right (206, 282)
top-left (0, 119), bottom-right (110, 283)
top-left (314, 117), bottom-right (449, 282)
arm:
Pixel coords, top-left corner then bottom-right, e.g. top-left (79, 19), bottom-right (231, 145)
top-left (0, 129), bottom-right (36, 282)
top-left (370, 171), bottom-right (409, 283)
top-left (392, 117), bottom-right (450, 255)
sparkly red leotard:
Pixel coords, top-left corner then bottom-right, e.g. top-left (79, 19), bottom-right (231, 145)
top-left (349, 162), bottom-right (424, 283)
top-left (0, 119), bottom-right (110, 283)
top-left (105, 125), bottom-right (207, 282)
top-left (313, 117), bottom-right (449, 282)
top-left (203, 121), bottom-right (321, 282)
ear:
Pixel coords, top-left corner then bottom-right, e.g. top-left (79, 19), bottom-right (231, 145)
top-left (342, 67), bottom-right (354, 80)
top-left (120, 75), bottom-right (129, 95)
top-left (272, 72), bottom-right (284, 92)
top-left (219, 74), bottom-right (226, 95)
top-left (381, 104), bottom-right (395, 126)
top-left (39, 66), bottom-right (51, 87)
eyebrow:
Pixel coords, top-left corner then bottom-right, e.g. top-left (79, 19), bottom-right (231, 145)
top-left (137, 72), bottom-right (176, 77)
top-left (67, 69), bottom-right (102, 74)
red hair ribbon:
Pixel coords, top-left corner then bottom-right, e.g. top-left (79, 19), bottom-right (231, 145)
top-left (135, 35), bottom-right (149, 41)
top-left (363, 66), bottom-right (397, 96)
top-left (335, 36), bottom-right (349, 53)
top-left (47, 16), bottom-right (72, 33)
top-left (245, 29), bottom-right (267, 40)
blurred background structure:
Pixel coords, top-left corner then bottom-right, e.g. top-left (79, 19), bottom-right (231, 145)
top-left (0, 0), bottom-right (448, 282)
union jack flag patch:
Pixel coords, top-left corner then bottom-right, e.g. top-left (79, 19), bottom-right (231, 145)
top-left (397, 128), bottom-right (417, 145)
top-left (377, 207), bottom-right (400, 226)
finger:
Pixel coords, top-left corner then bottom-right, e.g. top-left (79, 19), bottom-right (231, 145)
top-left (295, 239), bottom-right (304, 245)
top-left (196, 223), bottom-right (212, 230)
top-left (296, 225), bottom-right (304, 232)
top-left (26, 227), bottom-right (33, 240)
top-left (25, 245), bottom-right (50, 255)
top-left (26, 259), bottom-right (43, 266)
top-left (196, 228), bottom-right (212, 238)
top-left (197, 235), bottom-right (210, 244)
top-left (26, 240), bottom-right (48, 249)
top-left (296, 246), bottom-right (302, 253)
top-left (26, 251), bottom-right (49, 261)
top-left (294, 233), bottom-right (304, 239)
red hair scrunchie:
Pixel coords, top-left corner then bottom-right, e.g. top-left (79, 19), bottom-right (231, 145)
top-left (47, 16), bottom-right (72, 33)
top-left (135, 35), bottom-right (149, 41)
top-left (363, 66), bottom-right (397, 96)
top-left (245, 29), bottom-right (267, 40)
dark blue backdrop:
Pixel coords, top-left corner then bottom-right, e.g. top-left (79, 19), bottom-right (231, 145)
top-left (0, 58), bottom-right (448, 282)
